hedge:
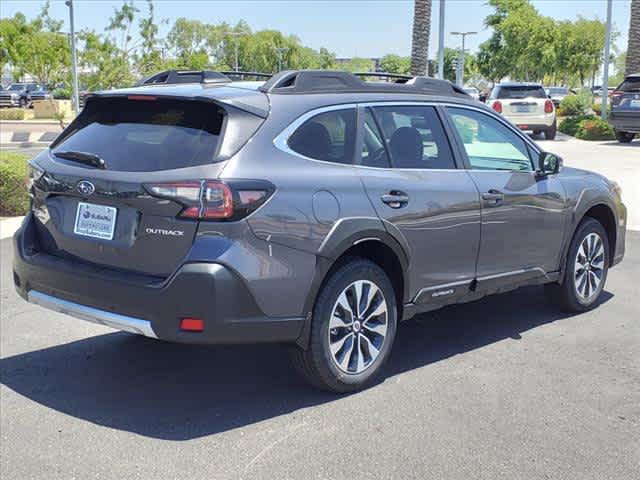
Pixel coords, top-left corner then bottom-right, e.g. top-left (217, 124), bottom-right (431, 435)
top-left (0, 151), bottom-right (29, 216)
top-left (0, 109), bottom-right (27, 120)
top-left (575, 117), bottom-right (615, 141)
top-left (559, 115), bottom-right (595, 137)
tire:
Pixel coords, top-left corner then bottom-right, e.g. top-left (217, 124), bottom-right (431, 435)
top-left (544, 120), bottom-right (557, 140)
top-left (291, 258), bottom-right (398, 393)
top-left (615, 130), bottom-right (635, 143)
top-left (545, 217), bottom-right (609, 312)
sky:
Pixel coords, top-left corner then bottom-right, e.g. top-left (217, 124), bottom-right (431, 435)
top-left (0, 0), bottom-right (633, 58)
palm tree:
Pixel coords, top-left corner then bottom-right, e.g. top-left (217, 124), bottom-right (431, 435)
top-left (626, 0), bottom-right (640, 74)
top-left (410, 0), bottom-right (432, 76)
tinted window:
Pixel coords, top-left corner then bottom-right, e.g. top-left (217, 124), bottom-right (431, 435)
top-left (371, 105), bottom-right (455, 169)
top-left (359, 109), bottom-right (390, 168)
top-left (548, 87), bottom-right (568, 95)
top-left (447, 107), bottom-right (532, 171)
top-left (497, 86), bottom-right (546, 99)
top-left (288, 109), bottom-right (356, 164)
top-left (619, 78), bottom-right (640, 92)
top-left (53, 97), bottom-right (224, 172)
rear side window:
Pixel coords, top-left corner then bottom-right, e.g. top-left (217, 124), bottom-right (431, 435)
top-left (288, 109), bottom-right (356, 164)
top-left (619, 78), bottom-right (640, 92)
top-left (497, 86), bottom-right (546, 99)
top-left (370, 105), bottom-right (455, 169)
top-left (53, 97), bottom-right (224, 172)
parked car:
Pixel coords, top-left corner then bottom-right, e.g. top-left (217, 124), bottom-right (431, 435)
top-left (0, 82), bottom-right (51, 108)
top-left (609, 73), bottom-right (640, 143)
top-left (14, 70), bottom-right (626, 392)
top-left (545, 86), bottom-right (572, 107)
top-left (487, 82), bottom-right (557, 139)
top-left (463, 86), bottom-right (480, 101)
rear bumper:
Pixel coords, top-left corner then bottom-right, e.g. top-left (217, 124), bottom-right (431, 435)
top-left (13, 214), bottom-right (304, 345)
top-left (609, 113), bottom-right (640, 133)
top-left (504, 113), bottom-right (555, 130)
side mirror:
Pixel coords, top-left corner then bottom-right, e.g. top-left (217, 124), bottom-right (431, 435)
top-left (537, 152), bottom-right (562, 177)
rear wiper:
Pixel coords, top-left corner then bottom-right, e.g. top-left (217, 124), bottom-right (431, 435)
top-left (54, 150), bottom-right (106, 169)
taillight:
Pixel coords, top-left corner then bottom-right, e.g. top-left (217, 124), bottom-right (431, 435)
top-left (544, 99), bottom-right (554, 114)
top-left (144, 179), bottom-right (273, 221)
top-left (492, 100), bottom-right (502, 114)
top-left (611, 90), bottom-right (623, 105)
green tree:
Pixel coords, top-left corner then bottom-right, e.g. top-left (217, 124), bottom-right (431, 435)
top-left (379, 54), bottom-right (411, 74)
top-left (342, 57), bottom-right (374, 73)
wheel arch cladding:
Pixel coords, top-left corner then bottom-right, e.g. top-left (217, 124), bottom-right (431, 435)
top-left (582, 203), bottom-right (616, 266)
top-left (296, 220), bottom-right (409, 349)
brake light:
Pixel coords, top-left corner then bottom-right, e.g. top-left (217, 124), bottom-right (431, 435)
top-left (611, 90), bottom-right (623, 105)
top-left (144, 180), bottom-right (272, 221)
top-left (492, 100), bottom-right (502, 114)
top-left (544, 99), bottom-right (554, 113)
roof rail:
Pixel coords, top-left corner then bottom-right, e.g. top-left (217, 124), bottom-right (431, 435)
top-left (220, 71), bottom-right (273, 80)
top-left (136, 70), bottom-right (231, 86)
top-left (259, 70), bottom-right (469, 98)
top-left (353, 72), bottom-right (413, 83)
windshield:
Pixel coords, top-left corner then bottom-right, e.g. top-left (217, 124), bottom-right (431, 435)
top-left (548, 88), bottom-right (568, 95)
top-left (8, 84), bottom-right (26, 91)
top-left (52, 97), bottom-right (225, 172)
top-left (497, 86), bottom-right (546, 99)
top-left (464, 88), bottom-right (478, 94)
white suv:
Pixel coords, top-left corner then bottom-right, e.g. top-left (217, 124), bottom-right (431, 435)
top-left (487, 83), bottom-right (556, 140)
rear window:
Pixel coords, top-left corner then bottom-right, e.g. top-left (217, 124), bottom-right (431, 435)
top-left (496, 86), bottom-right (546, 99)
top-left (619, 78), bottom-right (640, 92)
top-left (53, 97), bottom-right (225, 172)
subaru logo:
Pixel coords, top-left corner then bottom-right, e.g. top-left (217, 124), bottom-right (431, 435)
top-left (77, 180), bottom-right (95, 196)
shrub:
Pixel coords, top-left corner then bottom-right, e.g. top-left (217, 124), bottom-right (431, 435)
top-left (0, 109), bottom-right (26, 120)
top-left (575, 117), bottom-right (615, 141)
top-left (557, 89), bottom-right (593, 116)
top-left (591, 102), bottom-right (610, 116)
top-left (559, 114), bottom-right (595, 136)
top-left (52, 87), bottom-right (71, 99)
top-left (0, 151), bottom-right (29, 216)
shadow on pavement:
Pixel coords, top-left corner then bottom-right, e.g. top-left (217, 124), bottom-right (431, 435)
top-left (0, 285), bottom-right (612, 441)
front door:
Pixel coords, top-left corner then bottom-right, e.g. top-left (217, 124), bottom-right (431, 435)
top-left (356, 104), bottom-right (482, 305)
top-left (444, 106), bottom-right (568, 287)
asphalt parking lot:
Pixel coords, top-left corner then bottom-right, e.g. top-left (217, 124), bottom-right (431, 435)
top-left (1, 137), bottom-right (639, 480)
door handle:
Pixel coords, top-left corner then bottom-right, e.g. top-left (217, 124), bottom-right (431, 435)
top-left (381, 191), bottom-right (409, 208)
top-left (481, 189), bottom-right (504, 204)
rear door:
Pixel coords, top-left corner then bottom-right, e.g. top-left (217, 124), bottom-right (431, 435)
top-left (31, 95), bottom-right (263, 277)
top-left (612, 76), bottom-right (640, 118)
top-left (444, 106), bottom-right (568, 287)
top-left (498, 85), bottom-right (547, 119)
top-left (356, 103), bottom-right (481, 304)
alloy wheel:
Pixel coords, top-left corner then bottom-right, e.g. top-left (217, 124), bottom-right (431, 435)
top-left (327, 280), bottom-right (388, 374)
top-left (574, 232), bottom-right (606, 302)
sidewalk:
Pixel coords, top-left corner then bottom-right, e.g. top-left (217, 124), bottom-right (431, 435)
top-left (0, 216), bottom-right (24, 240)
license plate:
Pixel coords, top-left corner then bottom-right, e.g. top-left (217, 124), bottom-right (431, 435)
top-left (630, 99), bottom-right (640, 108)
top-left (515, 105), bottom-right (532, 113)
top-left (74, 202), bottom-right (117, 240)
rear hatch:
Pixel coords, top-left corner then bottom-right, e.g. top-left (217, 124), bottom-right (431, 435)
top-left (612, 76), bottom-right (640, 117)
top-left (30, 90), bottom-right (267, 277)
top-left (498, 85), bottom-right (549, 117)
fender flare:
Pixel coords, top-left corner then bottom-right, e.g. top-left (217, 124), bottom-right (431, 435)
top-left (295, 217), bottom-right (410, 348)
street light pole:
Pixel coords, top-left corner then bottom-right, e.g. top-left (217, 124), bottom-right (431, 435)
top-left (601, 0), bottom-right (613, 120)
top-left (275, 47), bottom-right (288, 73)
top-left (451, 31), bottom-right (477, 87)
top-left (437, 0), bottom-right (445, 79)
top-left (65, 0), bottom-right (80, 115)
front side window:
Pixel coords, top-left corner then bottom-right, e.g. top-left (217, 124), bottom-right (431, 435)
top-left (370, 105), bottom-right (455, 169)
top-left (446, 107), bottom-right (533, 172)
top-left (288, 108), bottom-right (356, 164)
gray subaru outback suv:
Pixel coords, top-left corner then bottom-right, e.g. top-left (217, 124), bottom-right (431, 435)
top-left (13, 70), bottom-right (627, 392)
